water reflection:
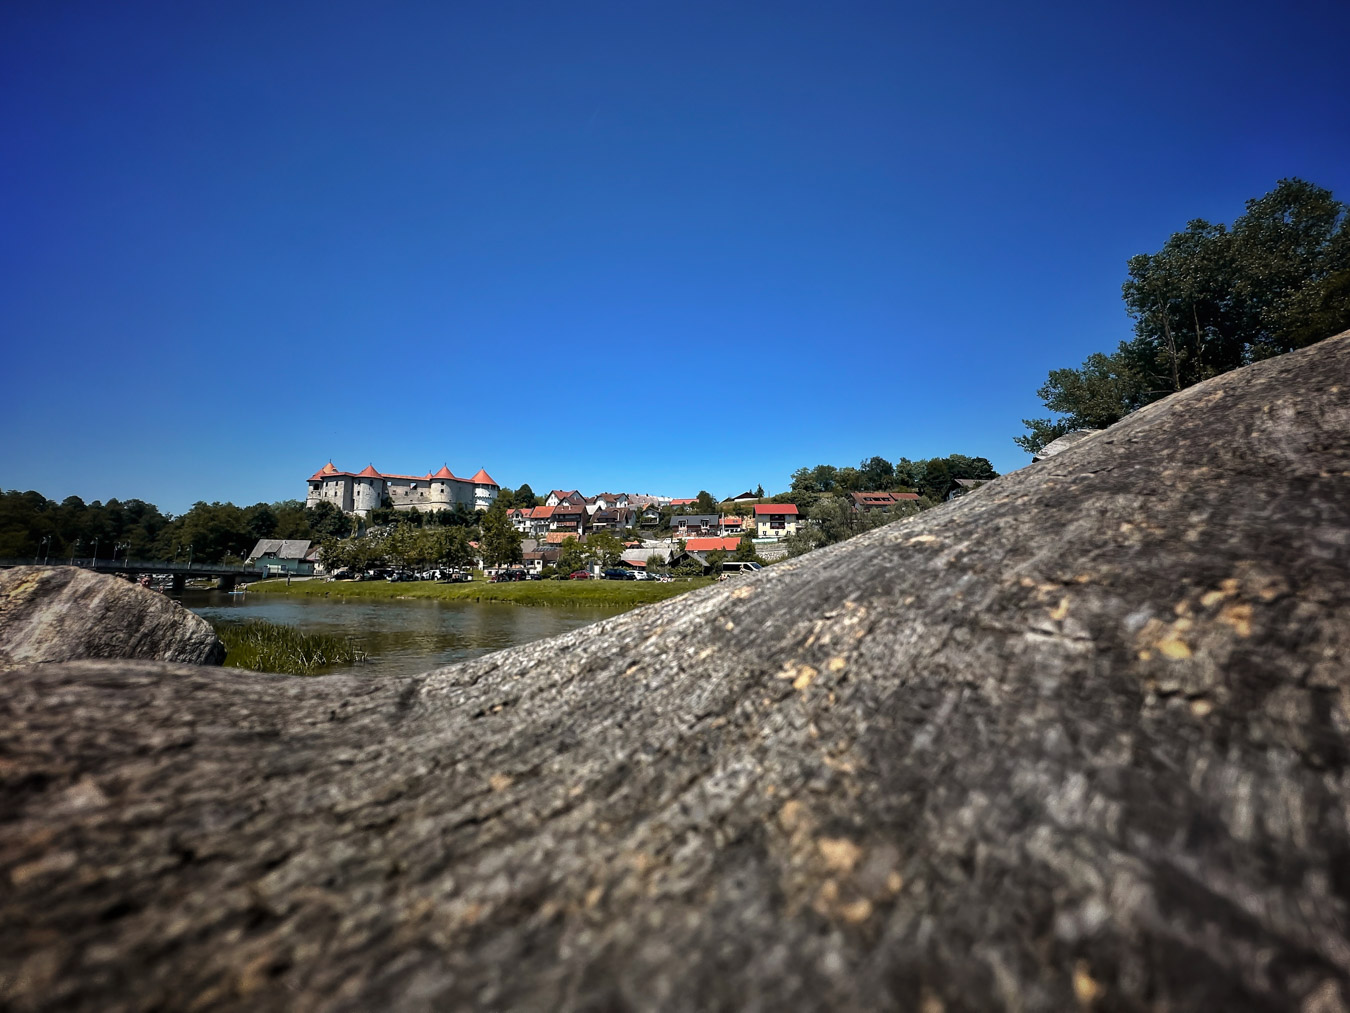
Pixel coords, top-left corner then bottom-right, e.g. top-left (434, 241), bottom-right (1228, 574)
top-left (180, 590), bottom-right (623, 678)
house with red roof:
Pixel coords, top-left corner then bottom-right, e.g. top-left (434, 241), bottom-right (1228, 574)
top-left (753, 503), bottom-right (800, 540)
top-left (305, 461), bottom-right (499, 517)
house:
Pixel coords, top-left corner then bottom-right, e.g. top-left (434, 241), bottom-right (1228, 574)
top-left (510, 506), bottom-right (553, 539)
top-left (521, 547), bottom-right (561, 574)
top-left (946, 478), bottom-right (991, 501)
top-left (246, 539), bottom-right (315, 576)
top-left (590, 507), bottom-right (637, 532)
top-left (671, 514), bottom-right (719, 536)
top-left (545, 490), bottom-right (586, 507)
top-left (544, 531), bottom-right (583, 547)
top-left (730, 491), bottom-right (760, 503)
top-left (592, 492), bottom-right (630, 510)
top-left (754, 504), bottom-right (800, 540)
top-left (550, 504), bottom-right (587, 536)
top-left (849, 491), bottom-right (922, 512)
top-left (683, 537), bottom-right (742, 553)
top-left (718, 515), bottom-right (746, 534)
top-left (621, 546), bottom-right (671, 568)
top-left (639, 506), bottom-right (662, 527)
top-left (670, 498), bottom-right (698, 508)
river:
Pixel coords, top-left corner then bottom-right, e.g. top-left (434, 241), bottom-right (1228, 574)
top-left (179, 590), bottom-right (626, 679)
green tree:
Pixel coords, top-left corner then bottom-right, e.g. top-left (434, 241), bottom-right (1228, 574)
top-left (585, 529), bottom-right (624, 568)
top-left (557, 537), bottom-right (587, 575)
top-left (1020, 178), bottom-right (1350, 455)
top-left (695, 490), bottom-right (717, 514)
top-left (732, 535), bottom-right (761, 563)
top-left (705, 548), bottom-right (727, 573)
top-left (479, 503), bottom-right (523, 568)
top-left (1014, 350), bottom-right (1150, 455)
top-left (514, 483), bottom-right (539, 508)
top-left (859, 456), bottom-right (894, 490)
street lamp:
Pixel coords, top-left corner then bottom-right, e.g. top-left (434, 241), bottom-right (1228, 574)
top-left (116, 542), bottom-right (130, 567)
top-left (91, 537), bottom-right (99, 566)
top-left (38, 535), bottom-right (52, 565)
top-left (70, 539), bottom-right (80, 565)
top-left (187, 544), bottom-right (194, 568)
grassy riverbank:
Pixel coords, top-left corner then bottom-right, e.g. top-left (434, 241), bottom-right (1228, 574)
top-left (243, 576), bottom-right (714, 608)
top-left (213, 619), bottom-right (368, 676)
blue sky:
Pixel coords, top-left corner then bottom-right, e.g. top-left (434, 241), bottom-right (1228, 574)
top-left (3, 1), bottom-right (1347, 513)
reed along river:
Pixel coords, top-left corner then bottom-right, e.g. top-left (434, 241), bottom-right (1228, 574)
top-left (179, 590), bottom-right (627, 678)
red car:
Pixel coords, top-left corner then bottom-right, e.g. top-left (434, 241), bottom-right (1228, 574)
top-left (567, 570), bottom-right (592, 580)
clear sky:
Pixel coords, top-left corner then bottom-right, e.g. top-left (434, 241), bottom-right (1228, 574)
top-left (3, 1), bottom-right (1347, 513)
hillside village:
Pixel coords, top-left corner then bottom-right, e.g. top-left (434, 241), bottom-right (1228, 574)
top-left (244, 463), bottom-right (994, 579)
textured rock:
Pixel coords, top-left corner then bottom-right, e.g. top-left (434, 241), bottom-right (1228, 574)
top-left (1, 333), bottom-right (1348, 1011)
top-left (0, 566), bottom-right (224, 670)
top-left (1032, 427), bottom-right (1101, 460)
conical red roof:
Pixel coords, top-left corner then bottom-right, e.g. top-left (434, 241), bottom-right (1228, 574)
top-left (308, 461), bottom-right (340, 481)
top-left (432, 465), bottom-right (455, 480)
top-left (357, 464), bottom-right (381, 478)
top-left (469, 468), bottom-right (497, 486)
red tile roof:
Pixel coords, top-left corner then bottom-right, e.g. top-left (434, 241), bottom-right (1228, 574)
top-left (531, 505), bottom-right (556, 518)
top-left (470, 468), bottom-right (498, 486)
top-left (719, 516), bottom-right (745, 526)
top-left (544, 531), bottom-right (581, 545)
top-left (357, 464), bottom-right (381, 478)
top-left (670, 498), bottom-right (697, 506)
top-left (753, 503), bottom-right (798, 515)
top-left (683, 537), bottom-right (743, 552)
top-left (433, 465), bottom-right (456, 479)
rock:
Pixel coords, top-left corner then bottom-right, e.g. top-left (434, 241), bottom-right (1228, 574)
top-left (1, 332), bottom-right (1348, 1012)
top-left (0, 566), bottom-right (224, 671)
top-left (1032, 427), bottom-right (1101, 460)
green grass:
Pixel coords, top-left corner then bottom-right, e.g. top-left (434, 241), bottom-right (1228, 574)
top-left (243, 576), bottom-right (714, 608)
top-left (213, 618), bottom-right (368, 676)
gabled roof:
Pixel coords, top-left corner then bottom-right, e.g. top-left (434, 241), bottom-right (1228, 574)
top-left (670, 498), bottom-right (698, 506)
top-left (246, 539), bottom-right (313, 561)
top-left (719, 515), bottom-right (745, 525)
top-left (683, 537), bottom-right (742, 552)
top-left (531, 505), bottom-right (556, 519)
top-left (469, 468), bottom-right (498, 486)
top-left (754, 503), bottom-right (799, 515)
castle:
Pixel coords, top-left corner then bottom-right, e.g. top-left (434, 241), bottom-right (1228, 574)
top-left (306, 462), bottom-right (499, 516)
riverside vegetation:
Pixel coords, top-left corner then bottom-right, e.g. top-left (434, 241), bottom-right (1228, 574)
top-left (211, 618), bottom-right (367, 676)
top-left (245, 575), bottom-right (714, 608)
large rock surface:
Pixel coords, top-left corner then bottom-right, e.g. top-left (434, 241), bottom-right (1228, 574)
top-left (0, 566), bottom-right (224, 671)
top-left (2, 333), bottom-right (1349, 1011)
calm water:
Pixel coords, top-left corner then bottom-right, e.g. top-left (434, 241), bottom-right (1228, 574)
top-left (179, 590), bottom-right (625, 678)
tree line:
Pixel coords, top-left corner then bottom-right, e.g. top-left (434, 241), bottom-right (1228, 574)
top-left (0, 491), bottom-right (353, 565)
top-left (788, 454), bottom-right (998, 501)
top-left (1017, 178), bottom-right (1350, 453)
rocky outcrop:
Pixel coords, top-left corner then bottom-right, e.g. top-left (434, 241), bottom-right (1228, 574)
top-left (0, 566), bottom-right (224, 671)
top-left (1032, 427), bottom-right (1101, 460)
top-left (1, 332), bottom-right (1348, 1011)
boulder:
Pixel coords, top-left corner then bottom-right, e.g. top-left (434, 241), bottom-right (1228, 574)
top-left (1, 332), bottom-right (1348, 1011)
top-left (1031, 427), bottom-right (1101, 460)
top-left (0, 566), bottom-right (224, 671)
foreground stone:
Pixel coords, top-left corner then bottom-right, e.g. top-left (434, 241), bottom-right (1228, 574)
top-left (0, 566), bottom-right (224, 671)
top-left (1, 334), bottom-right (1348, 1011)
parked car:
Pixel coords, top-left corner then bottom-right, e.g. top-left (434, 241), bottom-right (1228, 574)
top-left (630, 570), bottom-right (654, 581)
top-left (437, 570), bottom-right (472, 583)
top-left (567, 570), bottom-right (592, 580)
top-left (602, 569), bottom-right (635, 580)
top-left (720, 561), bottom-right (763, 574)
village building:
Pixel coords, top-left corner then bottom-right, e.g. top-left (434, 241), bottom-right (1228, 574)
top-left (670, 513), bottom-right (719, 536)
top-left (245, 539), bottom-right (316, 576)
top-left (753, 503), bottom-right (800, 540)
top-left (306, 462), bottom-right (498, 517)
